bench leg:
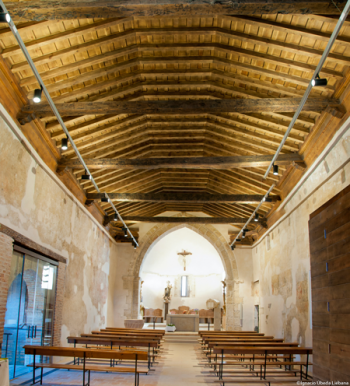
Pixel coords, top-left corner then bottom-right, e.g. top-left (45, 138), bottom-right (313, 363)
top-left (40, 367), bottom-right (43, 385)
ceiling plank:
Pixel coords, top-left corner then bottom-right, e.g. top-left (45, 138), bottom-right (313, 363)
top-left (5, 1), bottom-right (345, 21)
top-left (86, 192), bottom-right (280, 203)
top-left (18, 98), bottom-right (341, 122)
top-left (58, 153), bottom-right (304, 171)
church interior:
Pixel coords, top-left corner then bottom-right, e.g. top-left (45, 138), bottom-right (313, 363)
top-left (0, 0), bottom-right (350, 384)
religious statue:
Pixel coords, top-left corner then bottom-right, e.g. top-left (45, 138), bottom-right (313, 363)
top-left (221, 280), bottom-right (227, 315)
top-left (163, 281), bottom-right (172, 303)
top-left (177, 250), bottom-right (192, 271)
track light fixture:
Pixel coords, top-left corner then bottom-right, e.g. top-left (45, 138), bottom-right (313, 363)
top-left (101, 194), bottom-right (109, 203)
top-left (254, 213), bottom-right (259, 222)
top-left (311, 74), bottom-right (327, 87)
top-left (33, 86), bottom-right (43, 103)
top-left (61, 137), bottom-right (68, 150)
top-left (273, 164), bottom-right (279, 175)
top-left (0, 8), bottom-right (11, 23)
top-left (81, 171), bottom-right (91, 180)
top-left (122, 227), bottom-right (128, 237)
top-left (264, 195), bottom-right (272, 203)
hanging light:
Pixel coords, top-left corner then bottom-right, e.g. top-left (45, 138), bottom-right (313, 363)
top-left (61, 137), bottom-right (68, 150)
top-left (0, 8), bottom-right (11, 23)
top-left (264, 195), bottom-right (272, 203)
top-left (122, 227), bottom-right (128, 237)
top-left (101, 194), bottom-right (109, 203)
top-left (33, 87), bottom-right (42, 103)
top-left (254, 213), bottom-right (259, 222)
top-left (81, 171), bottom-right (91, 180)
top-left (311, 74), bottom-right (327, 87)
top-left (273, 164), bottom-right (279, 175)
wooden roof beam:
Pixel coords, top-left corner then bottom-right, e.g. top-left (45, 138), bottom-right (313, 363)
top-left (59, 153), bottom-right (304, 171)
top-left (18, 98), bottom-right (343, 123)
top-left (5, 1), bottom-right (346, 21)
top-left (86, 192), bottom-right (280, 204)
top-left (105, 215), bottom-right (267, 226)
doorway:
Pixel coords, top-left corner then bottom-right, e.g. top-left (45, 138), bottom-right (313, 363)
top-left (1, 246), bottom-right (58, 379)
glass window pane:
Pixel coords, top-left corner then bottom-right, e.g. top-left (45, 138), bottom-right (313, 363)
top-left (181, 276), bottom-right (187, 297)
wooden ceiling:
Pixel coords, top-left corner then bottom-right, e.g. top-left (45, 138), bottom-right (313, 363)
top-left (2, 3), bottom-right (350, 243)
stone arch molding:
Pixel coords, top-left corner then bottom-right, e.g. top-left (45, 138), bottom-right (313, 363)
top-left (124, 221), bottom-right (240, 330)
top-left (133, 223), bottom-right (237, 281)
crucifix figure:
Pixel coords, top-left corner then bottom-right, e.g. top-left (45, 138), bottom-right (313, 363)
top-left (177, 250), bottom-right (192, 271)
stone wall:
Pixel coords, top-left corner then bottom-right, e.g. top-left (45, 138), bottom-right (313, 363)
top-left (252, 119), bottom-right (350, 345)
top-left (0, 105), bottom-right (118, 346)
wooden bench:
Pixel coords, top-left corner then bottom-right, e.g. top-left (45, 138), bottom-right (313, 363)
top-left (104, 327), bottom-right (165, 335)
top-left (24, 345), bottom-right (148, 386)
top-left (210, 347), bottom-right (312, 383)
top-left (91, 330), bottom-right (164, 339)
top-left (67, 336), bottom-right (160, 369)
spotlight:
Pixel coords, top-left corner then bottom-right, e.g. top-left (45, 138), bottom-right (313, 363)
top-left (122, 227), bottom-right (128, 237)
top-left (114, 213), bottom-right (118, 221)
top-left (0, 8), bottom-right (11, 23)
top-left (273, 164), bottom-right (279, 176)
top-left (254, 213), bottom-right (259, 222)
top-left (242, 232), bottom-right (246, 239)
top-left (61, 137), bottom-right (68, 150)
top-left (264, 195), bottom-right (272, 203)
top-left (311, 75), bottom-right (327, 87)
top-left (33, 87), bottom-right (42, 103)
top-left (81, 171), bottom-right (91, 180)
top-left (236, 238), bottom-right (241, 242)
top-left (231, 244), bottom-right (235, 251)
top-left (101, 194), bottom-right (109, 203)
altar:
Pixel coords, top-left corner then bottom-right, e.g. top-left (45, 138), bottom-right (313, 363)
top-left (166, 314), bottom-right (199, 332)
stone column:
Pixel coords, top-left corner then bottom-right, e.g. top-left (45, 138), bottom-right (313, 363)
top-left (0, 232), bottom-right (13, 355)
top-left (123, 275), bottom-right (141, 320)
top-left (53, 262), bottom-right (66, 347)
top-left (225, 279), bottom-right (235, 330)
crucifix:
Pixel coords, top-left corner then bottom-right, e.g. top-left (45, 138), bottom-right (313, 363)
top-left (177, 250), bottom-right (192, 271)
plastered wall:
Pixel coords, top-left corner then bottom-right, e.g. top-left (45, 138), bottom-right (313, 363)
top-left (252, 119), bottom-right (350, 346)
top-left (0, 107), bottom-right (118, 345)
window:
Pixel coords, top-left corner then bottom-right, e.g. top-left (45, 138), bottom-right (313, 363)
top-left (181, 276), bottom-right (188, 297)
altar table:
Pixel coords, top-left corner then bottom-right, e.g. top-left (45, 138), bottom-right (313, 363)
top-left (166, 314), bottom-right (199, 332)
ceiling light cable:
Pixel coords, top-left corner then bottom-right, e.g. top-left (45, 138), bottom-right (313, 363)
top-left (230, 184), bottom-right (275, 248)
top-left (0, 0), bottom-right (139, 247)
top-left (263, 0), bottom-right (350, 179)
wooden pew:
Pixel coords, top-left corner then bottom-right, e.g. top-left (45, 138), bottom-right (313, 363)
top-left (211, 346), bottom-right (312, 384)
top-left (105, 327), bottom-right (165, 335)
top-left (24, 345), bottom-right (148, 386)
top-left (91, 330), bottom-right (163, 338)
top-left (67, 336), bottom-right (159, 369)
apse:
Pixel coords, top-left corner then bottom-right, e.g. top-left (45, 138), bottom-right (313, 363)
top-left (140, 227), bottom-right (225, 311)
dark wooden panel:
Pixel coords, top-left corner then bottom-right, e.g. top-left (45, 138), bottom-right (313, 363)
top-left (312, 273), bottom-right (330, 289)
top-left (327, 237), bottom-right (350, 259)
top-left (313, 327), bottom-right (330, 342)
top-left (313, 352), bottom-right (331, 367)
top-left (313, 339), bottom-right (330, 354)
top-left (330, 342), bottom-right (350, 359)
top-left (310, 247), bottom-right (328, 265)
top-left (312, 313), bottom-right (330, 328)
top-left (328, 253), bottom-right (350, 273)
top-left (311, 261), bottom-right (328, 278)
top-left (330, 267), bottom-right (350, 286)
top-left (330, 329), bottom-right (350, 345)
top-left (331, 283), bottom-right (350, 300)
top-left (312, 301), bottom-right (328, 314)
top-left (330, 314), bottom-right (350, 330)
top-left (312, 286), bottom-right (331, 302)
top-left (330, 299), bottom-right (350, 314)
top-left (313, 365), bottom-right (330, 381)
top-left (329, 355), bottom-right (350, 376)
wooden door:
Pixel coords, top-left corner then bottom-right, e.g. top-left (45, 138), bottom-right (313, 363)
top-left (309, 185), bottom-right (350, 382)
